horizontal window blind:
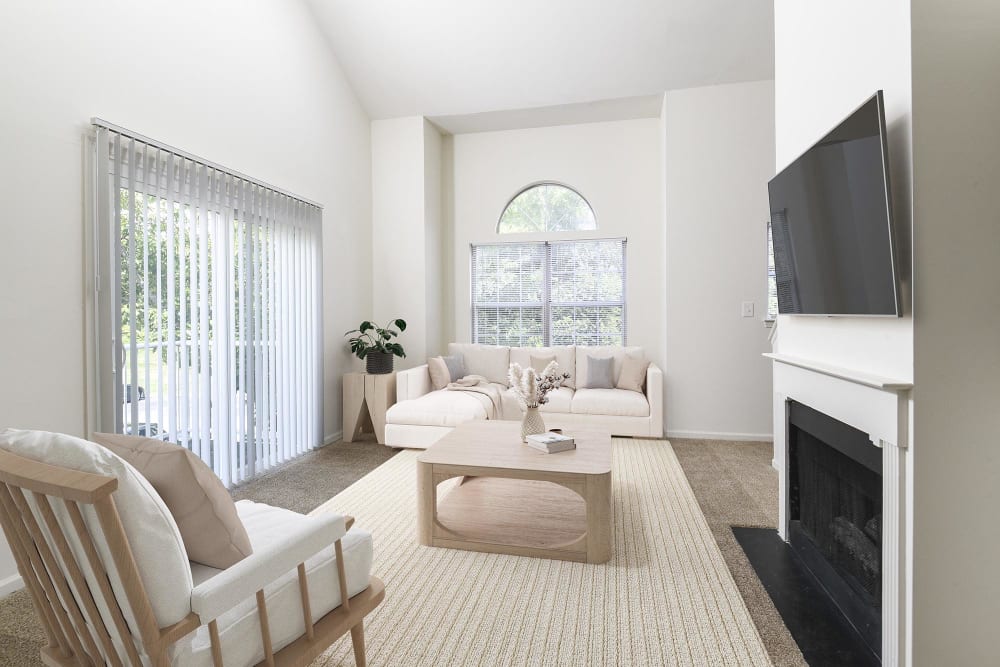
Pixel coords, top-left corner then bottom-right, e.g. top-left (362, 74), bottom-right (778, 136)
top-left (93, 122), bottom-right (322, 486)
top-left (471, 239), bottom-right (626, 347)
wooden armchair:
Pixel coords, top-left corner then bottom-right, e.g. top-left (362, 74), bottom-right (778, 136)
top-left (0, 434), bottom-right (384, 667)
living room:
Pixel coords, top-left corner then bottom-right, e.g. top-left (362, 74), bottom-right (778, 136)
top-left (0, 1), bottom-right (997, 666)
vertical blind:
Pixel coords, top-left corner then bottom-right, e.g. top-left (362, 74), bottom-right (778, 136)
top-left (93, 121), bottom-right (323, 486)
top-left (471, 238), bottom-right (626, 347)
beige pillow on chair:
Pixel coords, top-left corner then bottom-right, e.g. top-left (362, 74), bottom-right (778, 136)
top-left (92, 433), bottom-right (253, 569)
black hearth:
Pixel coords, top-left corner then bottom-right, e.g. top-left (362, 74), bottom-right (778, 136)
top-left (788, 400), bottom-right (883, 659)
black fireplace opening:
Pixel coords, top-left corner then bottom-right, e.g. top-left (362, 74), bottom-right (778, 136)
top-left (788, 400), bottom-right (882, 660)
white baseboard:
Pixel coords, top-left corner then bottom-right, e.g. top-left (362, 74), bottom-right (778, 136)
top-left (0, 573), bottom-right (23, 597)
top-left (666, 430), bottom-right (774, 442)
top-left (771, 458), bottom-right (780, 472)
top-left (322, 430), bottom-right (343, 447)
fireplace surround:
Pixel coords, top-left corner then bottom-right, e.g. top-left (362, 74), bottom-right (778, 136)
top-left (766, 352), bottom-right (911, 667)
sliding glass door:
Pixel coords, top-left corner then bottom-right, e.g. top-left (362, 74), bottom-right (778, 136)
top-left (93, 123), bottom-right (323, 486)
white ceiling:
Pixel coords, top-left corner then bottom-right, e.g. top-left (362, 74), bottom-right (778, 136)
top-left (304, 0), bottom-right (774, 121)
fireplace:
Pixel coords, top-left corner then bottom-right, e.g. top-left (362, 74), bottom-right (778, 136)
top-left (788, 400), bottom-right (883, 659)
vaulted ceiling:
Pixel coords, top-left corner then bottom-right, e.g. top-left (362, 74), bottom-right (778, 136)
top-left (304, 0), bottom-right (774, 120)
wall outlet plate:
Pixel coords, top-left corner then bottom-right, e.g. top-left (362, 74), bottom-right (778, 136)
top-left (742, 301), bottom-right (755, 317)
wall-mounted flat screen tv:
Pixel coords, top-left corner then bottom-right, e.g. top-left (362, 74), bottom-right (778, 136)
top-left (767, 90), bottom-right (901, 316)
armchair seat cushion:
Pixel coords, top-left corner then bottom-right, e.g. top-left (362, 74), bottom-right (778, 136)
top-left (177, 501), bottom-right (372, 667)
top-left (571, 388), bottom-right (650, 417)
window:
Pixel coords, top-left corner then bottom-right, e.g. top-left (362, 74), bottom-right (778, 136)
top-left (766, 221), bottom-right (778, 320)
top-left (94, 122), bottom-right (322, 486)
top-left (471, 239), bottom-right (626, 346)
top-left (497, 182), bottom-right (597, 233)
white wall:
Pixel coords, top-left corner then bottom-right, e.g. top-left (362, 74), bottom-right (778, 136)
top-left (909, 1), bottom-right (1000, 663)
top-left (370, 117), bottom-right (445, 367)
top-left (772, 0), bottom-right (914, 497)
top-left (0, 0), bottom-right (372, 590)
top-left (663, 81), bottom-right (776, 440)
top-left (447, 119), bottom-right (666, 406)
top-left (773, 0), bottom-right (913, 383)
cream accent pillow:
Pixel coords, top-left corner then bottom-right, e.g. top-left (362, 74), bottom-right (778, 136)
top-left (617, 355), bottom-right (650, 393)
top-left (92, 433), bottom-right (253, 569)
top-left (529, 354), bottom-right (557, 375)
top-left (428, 356), bottom-right (450, 390)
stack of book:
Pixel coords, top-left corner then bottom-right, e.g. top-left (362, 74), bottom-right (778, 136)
top-left (524, 432), bottom-right (576, 454)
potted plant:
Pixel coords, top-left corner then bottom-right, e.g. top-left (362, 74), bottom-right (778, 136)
top-left (345, 318), bottom-right (407, 374)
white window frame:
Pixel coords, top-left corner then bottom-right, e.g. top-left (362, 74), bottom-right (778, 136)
top-left (470, 238), bottom-right (627, 346)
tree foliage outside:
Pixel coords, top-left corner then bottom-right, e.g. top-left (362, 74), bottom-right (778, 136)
top-left (497, 183), bottom-right (596, 233)
top-left (472, 240), bottom-right (625, 347)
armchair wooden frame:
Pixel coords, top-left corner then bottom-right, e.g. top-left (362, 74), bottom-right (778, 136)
top-left (0, 448), bottom-right (385, 667)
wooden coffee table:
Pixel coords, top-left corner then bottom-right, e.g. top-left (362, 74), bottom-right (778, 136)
top-left (416, 421), bottom-right (612, 563)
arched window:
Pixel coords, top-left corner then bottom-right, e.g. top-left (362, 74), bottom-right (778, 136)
top-left (497, 182), bottom-right (597, 233)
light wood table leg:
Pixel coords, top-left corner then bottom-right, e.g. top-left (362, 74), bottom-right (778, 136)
top-left (364, 374), bottom-right (395, 445)
top-left (343, 373), bottom-right (367, 443)
top-left (585, 471), bottom-right (612, 563)
top-left (417, 461), bottom-right (435, 545)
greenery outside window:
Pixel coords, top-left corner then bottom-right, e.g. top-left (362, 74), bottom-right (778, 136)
top-left (497, 182), bottom-right (597, 233)
top-left (471, 239), bottom-right (627, 346)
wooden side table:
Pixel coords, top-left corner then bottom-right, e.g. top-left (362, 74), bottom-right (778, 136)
top-left (343, 372), bottom-right (396, 445)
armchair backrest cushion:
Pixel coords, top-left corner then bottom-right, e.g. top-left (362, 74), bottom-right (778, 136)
top-left (0, 429), bottom-right (194, 629)
top-left (575, 346), bottom-right (645, 389)
top-left (92, 433), bottom-right (253, 569)
top-left (447, 344), bottom-right (511, 385)
top-left (509, 346), bottom-right (576, 389)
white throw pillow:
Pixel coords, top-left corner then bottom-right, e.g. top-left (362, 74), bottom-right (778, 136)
top-left (0, 429), bottom-right (193, 628)
top-left (448, 343), bottom-right (511, 385)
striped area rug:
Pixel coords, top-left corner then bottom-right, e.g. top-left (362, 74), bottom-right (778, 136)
top-left (310, 438), bottom-right (770, 666)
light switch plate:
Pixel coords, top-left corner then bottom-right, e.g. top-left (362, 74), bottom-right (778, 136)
top-left (741, 301), bottom-right (755, 317)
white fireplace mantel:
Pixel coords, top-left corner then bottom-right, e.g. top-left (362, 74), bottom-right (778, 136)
top-left (766, 352), bottom-right (911, 667)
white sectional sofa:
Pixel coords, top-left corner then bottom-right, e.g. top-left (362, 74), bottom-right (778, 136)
top-left (384, 343), bottom-right (663, 449)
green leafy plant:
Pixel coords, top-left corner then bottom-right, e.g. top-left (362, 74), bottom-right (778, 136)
top-left (345, 318), bottom-right (407, 359)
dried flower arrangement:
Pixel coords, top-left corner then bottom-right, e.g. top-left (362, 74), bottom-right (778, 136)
top-left (507, 361), bottom-right (571, 409)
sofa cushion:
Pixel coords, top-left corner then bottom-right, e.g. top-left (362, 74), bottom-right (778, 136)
top-left (443, 354), bottom-right (466, 381)
top-left (617, 355), bottom-right (650, 393)
top-left (177, 501), bottom-right (372, 667)
top-left (92, 432), bottom-right (253, 569)
top-left (571, 388), bottom-right (650, 417)
top-left (509, 346), bottom-right (576, 389)
top-left (386, 389), bottom-right (491, 427)
top-left (427, 356), bottom-right (451, 390)
top-left (448, 343), bottom-right (510, 385)
top-left (582, 355), bottom-right (615, 389)
top-left (575, 346), bottom-right (644, 387)
top-left (0, 429), bottom-right (193, 628)
top-left (529, 354), bottom-right (557, 375)
top-left (538, 386), bottom-right (574, 413)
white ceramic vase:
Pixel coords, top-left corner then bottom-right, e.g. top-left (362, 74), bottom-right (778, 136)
top-left (520, 406), bottom-right (546, 442)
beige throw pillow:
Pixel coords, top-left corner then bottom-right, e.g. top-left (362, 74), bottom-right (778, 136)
top-left (617, 355), bottom-right (650, 393)
top-left (428, 356), bottom-right (451, 390)
top-left (529, 354), bottom-right (557, 376)
top-left (92, 433), bottom-right (253, 569)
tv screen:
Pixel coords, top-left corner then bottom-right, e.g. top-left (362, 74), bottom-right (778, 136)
top-left (767, 91), bottom-right (900, 316)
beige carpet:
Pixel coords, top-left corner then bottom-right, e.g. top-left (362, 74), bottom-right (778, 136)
top-left (672, 439), bottom-right (806, 667)
top-left (310, 438), bottom-right (771, 666)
